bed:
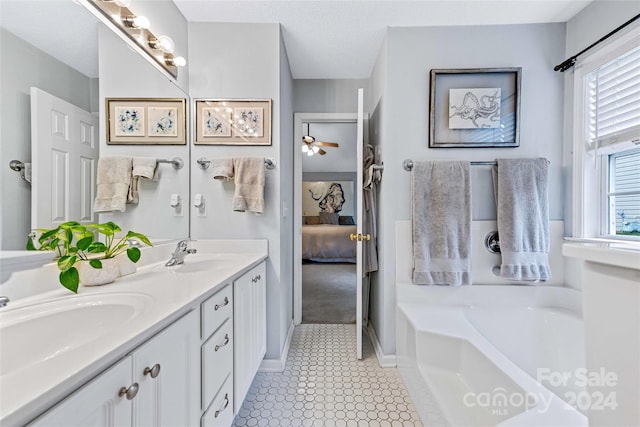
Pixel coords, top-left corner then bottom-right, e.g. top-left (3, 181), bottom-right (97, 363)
top-left (302, 224), bottom-right (357, 263)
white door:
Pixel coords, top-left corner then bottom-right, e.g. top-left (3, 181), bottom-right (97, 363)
top-left (132, 310), bottom-right (199, 427)
top-left (28, 357), bottom-right (133, 427)
top-left (355, 88), bottom-right (365, 359)
top-left (31, 87), bottom-right (98, 231)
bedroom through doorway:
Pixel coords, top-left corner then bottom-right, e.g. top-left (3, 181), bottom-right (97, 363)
top-left (299, 120), bottom-right (358, 324)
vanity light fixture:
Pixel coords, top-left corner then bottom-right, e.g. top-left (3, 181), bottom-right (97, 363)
top-left (80, 0), bottom-right (184, 80)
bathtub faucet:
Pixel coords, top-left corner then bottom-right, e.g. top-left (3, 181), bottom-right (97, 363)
top-left (165, 239), bottom-right (197, 266)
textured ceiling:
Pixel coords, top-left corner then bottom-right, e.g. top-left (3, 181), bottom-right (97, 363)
top-left (174, 0), bottom-right (593, 79)
top-left (0, 0), bottom-right (592, 80)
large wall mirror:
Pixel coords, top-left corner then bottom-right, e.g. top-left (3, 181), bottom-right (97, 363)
top-left (1, 0), bottom-right (190, 250)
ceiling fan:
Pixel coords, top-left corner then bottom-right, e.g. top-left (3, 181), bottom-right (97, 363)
top-left (302, 124), bottom-right (339, 156)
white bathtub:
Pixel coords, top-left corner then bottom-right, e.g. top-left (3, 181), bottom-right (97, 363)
top-left (396, 284), bottom-right (588, 426)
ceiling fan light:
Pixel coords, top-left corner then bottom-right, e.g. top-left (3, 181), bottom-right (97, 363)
top-left (306, 150), bottom-right (314, 157)
top-left (301, 145), bottom-right (309, 153)
top-left (311, 146), bottom-right (320, 154)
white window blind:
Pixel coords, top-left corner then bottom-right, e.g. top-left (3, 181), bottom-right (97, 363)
top-left (586, 45), bottom-right (640, 151)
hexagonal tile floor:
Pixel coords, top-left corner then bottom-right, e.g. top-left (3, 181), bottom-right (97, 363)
top-left (232, 324), bottom-right (425, 427)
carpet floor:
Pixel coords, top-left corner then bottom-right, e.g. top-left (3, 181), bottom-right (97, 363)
top-left (302, 262), bottom-right (356, 324)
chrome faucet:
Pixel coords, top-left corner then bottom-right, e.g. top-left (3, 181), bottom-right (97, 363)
top-left (0, 296), bottom-right (9, 308)
top-left (165, 239), bottom-right (197, 266)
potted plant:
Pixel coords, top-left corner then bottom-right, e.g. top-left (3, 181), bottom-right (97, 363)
top-left (27, 221), bottom-right (152, 293)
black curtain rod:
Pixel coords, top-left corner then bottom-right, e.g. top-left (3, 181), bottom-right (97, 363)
top-left (554, 13), bottom-right (640, 72)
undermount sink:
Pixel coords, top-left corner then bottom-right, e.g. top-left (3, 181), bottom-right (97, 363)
top-left (0, 293), bottom-right (154, 376)
top-left (163, 253), bottom-right (250, 274)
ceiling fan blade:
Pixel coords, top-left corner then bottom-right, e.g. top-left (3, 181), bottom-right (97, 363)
top-left (315, 141), bottom-right (339, 148)
top-left (318, 148), bottom-right (327, 155)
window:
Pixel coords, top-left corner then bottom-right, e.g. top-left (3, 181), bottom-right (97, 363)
top-left (575, 34), bottom-right (640, 240)
top-left (585, 44), bottom-right (640, 238)
top-left (608, 149), bottom-right (640, 237)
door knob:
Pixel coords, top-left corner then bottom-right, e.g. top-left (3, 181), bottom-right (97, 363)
top-left (118, 383), bottom-right (139, 400)
top-left (143, 363), bottom-right (161, 378)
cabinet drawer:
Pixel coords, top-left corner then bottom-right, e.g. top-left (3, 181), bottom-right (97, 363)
top-left (201, 284), bottom-right (232, 340)
top-left (201, 375), bottom-right (233, 427)
top-left (202, 319), bottom-right (233, 410)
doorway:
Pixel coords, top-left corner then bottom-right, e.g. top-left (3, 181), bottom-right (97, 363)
top-left (293, 112), bottom-right (368, 326)
top-left (299, 120), bottom-right (358, 323)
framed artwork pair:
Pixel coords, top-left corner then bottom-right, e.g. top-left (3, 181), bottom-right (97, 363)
top-left (106, 98), bottom-right (272, 146)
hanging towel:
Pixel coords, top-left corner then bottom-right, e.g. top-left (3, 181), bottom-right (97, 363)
top-left (492, 158), bottom-right (551, 281)
top-left (363, 145), bottom-right (381, 274)
top-left (128, 157), bottom-right (158, 204)
top-left (211, 158), bottom-right (234, 181)
top-left (232, 157), bottom-right (265, 213)
top-left (94, 157), bottom-right (132, 212)
top-left (412, 161), bottom-right (471, 286)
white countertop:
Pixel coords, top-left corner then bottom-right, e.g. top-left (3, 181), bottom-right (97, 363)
top-left (562, 241), bottom-right (640, 271)
top-left (0, 240), bottom-right (268, 426)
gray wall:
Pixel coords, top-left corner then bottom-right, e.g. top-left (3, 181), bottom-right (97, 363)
top-left (189, 22), bottom-right (292, 362)
top-left (367, 35), bottom-right (388, 353)
top-left (279, 29), bottom-right (295, 357)
top-left (294, 79), bottom-right (369, 113)
top-left (370, 23), bottom-right (567, 355)
top-left (562, 0), bottom-right (640, 235)
top-left (0, 29), bottom-right (93, 250)
top-left (97, 26), bottom-right (190, 240)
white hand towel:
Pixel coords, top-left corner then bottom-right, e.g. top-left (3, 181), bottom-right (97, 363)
top-left (492, 158), bottom-right (551, 281)
top-left (232, 157), bottom-right (265, 214)
top-left (128, 157), bottom-right (158, 204)
top-left (412, 161), bottom-right (471, 286)
top-left (211, 158), bottom-right (234, 181)
top-left (94, 157), bottom-right (132, 212)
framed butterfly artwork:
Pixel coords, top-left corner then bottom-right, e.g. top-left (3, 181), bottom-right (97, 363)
top-left (428, 68), bottom-right (522, 148)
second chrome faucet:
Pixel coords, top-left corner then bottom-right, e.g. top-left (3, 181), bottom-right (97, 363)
top-left (165, 239), bottom-right (197, 266)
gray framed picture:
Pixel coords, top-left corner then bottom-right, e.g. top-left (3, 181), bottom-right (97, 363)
top-left (429, 68), bottom-right (522, 148)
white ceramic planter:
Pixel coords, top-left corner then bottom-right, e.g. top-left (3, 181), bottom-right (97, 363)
top-left (116, 253), bottom-right (137, 277)
top-left (77, 258), bottom-right (120, 286)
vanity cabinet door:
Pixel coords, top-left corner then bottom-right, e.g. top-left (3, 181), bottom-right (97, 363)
top-left (28, 357), bottom-right (133, 427)
top-left (133, 309), bottom-right (199, 427)
top-left (233, 261), bottom-right (266, 413)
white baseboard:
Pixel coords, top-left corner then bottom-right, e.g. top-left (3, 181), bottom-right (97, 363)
top-left (366, 323), bottom-right (397, 367)
top-left (259, 320), bottom-right (295, 372)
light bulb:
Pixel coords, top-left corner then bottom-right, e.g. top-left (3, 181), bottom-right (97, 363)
top-left (306, 150), bottom-right (314, 157)
top-left (302, 145), bottom-right (309, 153)
top-left (312, 146), bottom-right (320, 154)
top-left (123, 15), bottom-right (150, 29)
top-left (149, 35), bottom-right (175, 53)
top-left (165, 55), bottom-right (186, 67)
top-left (172, 56), bottom-right (186, 67)
top-left (157, 35), bottom-right (175, 53)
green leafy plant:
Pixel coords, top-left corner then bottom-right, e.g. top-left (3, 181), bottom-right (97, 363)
top-left (27, 221), bottom-right (152, 293)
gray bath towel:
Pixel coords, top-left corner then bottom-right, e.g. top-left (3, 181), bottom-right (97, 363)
top-left (492, 158), bottom-right (551, 281)
top-left (412, 161), bottom-right (471, 286)
top-left (94, 157), bottom-right (132, 212)
top-left (232, 157), bottom-right (265, 214)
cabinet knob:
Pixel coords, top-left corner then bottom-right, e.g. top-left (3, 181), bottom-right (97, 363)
top-left (214, 297), bottom-right (229, 310)
top-left (214, 393), bottom-right (230, 418)
top-left (215, 334), bottom-right (230, 352)
top-left (118, 383), bottom-right (139, 400)
top-left (143, 363), bottom-right (161, 378)
top-left (252, 274), bottom-right (261, 283)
